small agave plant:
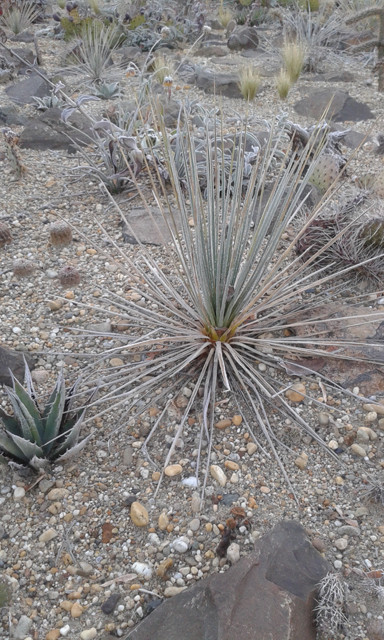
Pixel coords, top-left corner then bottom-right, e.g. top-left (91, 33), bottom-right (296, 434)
top-left (0, 362), bottom-right (92, 470)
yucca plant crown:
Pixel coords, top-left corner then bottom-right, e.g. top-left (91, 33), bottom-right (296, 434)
top-left (81, 108), bottom-right (383, 501)
top-left (0, 362), bottom-right (91, 470)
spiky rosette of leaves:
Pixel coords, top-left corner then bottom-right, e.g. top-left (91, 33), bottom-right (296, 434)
top-left (81, 114), bottom-right (384, 500)
top-left (0, 362), bottom-right (92, 471)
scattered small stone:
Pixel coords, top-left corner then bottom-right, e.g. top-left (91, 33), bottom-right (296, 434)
top-left (246, 442), bottom-right (257, 455)
top-left (13, 615), bottom-right (32, 639)
top-left (70, 602), bottom-right (84, 618)
top-left (158, 512), bottom-right (169, 530)
top-left (189, 518), bottom-right (200, 531)
top-left (285, 383), bottom-right (306, 403)
top-left (226, 542), bottom-right (240, 564)
top-left (39, 528), bottom-right (58, 543)
top-left (232, 415), bottom-right (242, 426)
top-left (365, 411), bottom-right (378, 423)
top-left (156, 558), bottom-right (173, 578)
top-left (109, 357), bottom-right (124, 367)
top-left (210, 464), bottom-right (227, 487)
top-left (338, 525), bottom-right (361, 537)
top-left (59, 625), bottom-right (71, 637)
top-left (215, 418), bottom-right (232, 430)
top-left (13, 487), bottom-right (25, 500)
top-left (334, 560), bottom-right (343, 569)
top-left (132, 562), bottom-right (153, 578)
top-left (334, 537), bottom-right (348, 551)
top-left (350, 443), bottom-right (367, 457)
top-left (164, 464), bottom-right (183, 477)
top-left (328, 440), bottom-right (339, 450)
top-left (312, 537), bottom-right (326, 553)
top-left (191, 492), bottom-right (201, 514)
top-left (294, 453), bottom-right (308, 470)
top-left (164, 586), bottom-right (187, 597)
top-left (130, 501), bottom-right (149, 527)
top-left (49, 300), bottom-right (62, 311)
top-left (80, 629), bottom-right (97, 640)
top-left (224, 460), bottom-right (239, 471)
top-left (47, 488), bottom-right (69, 501)
top-left (364, 403), bottom-right (384, 416)
top-left (172, 536), bottom-right (190, 553)
top-left (45, 630), bottom-right (60, 640)
top-left (182, 476), bottom-right (198, 487)
top-left (101, 593), bottom-right (121, 615)
top-left (319, 412), bottom-right (330, 425)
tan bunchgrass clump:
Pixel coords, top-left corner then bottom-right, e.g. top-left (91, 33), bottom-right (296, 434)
top-left (276, 68), bottom-right (292, 99)
top-left (151, 53), bottom-right (172, 84)
top-left (282, 40), bottom-right (306, 83)
top-left (238, 65), bottom-right (262, 101)
top-left (218, 6), bottom-right (234, 28)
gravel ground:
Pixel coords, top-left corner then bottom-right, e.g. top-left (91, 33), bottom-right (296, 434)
top-left (0, 8), bottom-right (384, 640)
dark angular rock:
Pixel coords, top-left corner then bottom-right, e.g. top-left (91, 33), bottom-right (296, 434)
top-left (227, 26), bottom-right (259, 51)
top-left (5, 71), bottom-right (51, 104)
top-left (0, 47), bottom-right (35, 73)
top-left (194, 67), bottom-right (242, 98)
top-left (125, 520), bottom-right (330, 640)
top-left (0, 346), bottom-right (35, 387)
top-left (101, 593), bottom-right (121, 614)
top-left (294, 88), bottom-right (374, 122)
top-left (20, 107), bottom-right (94, 151)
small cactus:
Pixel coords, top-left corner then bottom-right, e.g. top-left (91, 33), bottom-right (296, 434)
top-left (49, 220), bottom-right (73, 247)
top-left (59, 265), bottom-right (81, 287)
top-left (0, 221), bottom-right (12, 248)
top-left (13, 259), bottom-right (36, 278)
top-left (309, 153), bottom-right (341, 193)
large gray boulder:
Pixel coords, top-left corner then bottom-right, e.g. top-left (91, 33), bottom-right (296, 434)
top-left (125, 520), bottom-right (330, 640)
top-left (294, 88), bottom-right (374, 122)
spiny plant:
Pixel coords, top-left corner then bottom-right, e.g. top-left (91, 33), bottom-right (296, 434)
top-left (92, 81), bottom-right (120, 99)
top-left (238, 65), bottom-right (262, 101)
top-left (295, 194), bottom-right (384, 290)
top-left (315, 573), bottom-right (348, 634)
top-left (66, 21), bottom-right (125, 82)
top-left (0, 362), bottom-right (92, 471)
top-left (346, 5), bottom-right (384, 92)
top-left (0, 1), bottom-right (40, 35)
top-left (49, 220), bottom-right (73, 247)
top-left (308, 151), bottom-right (342, 193)
top-left (1, 127), bottom-right (26, 177)
top-left (78, 111), bottom-right (384, 501)
top-left (282, 39), bottom-right (306, 83)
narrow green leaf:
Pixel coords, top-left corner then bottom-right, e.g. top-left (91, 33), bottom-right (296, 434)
top-left (52, 409), bottom-right (86, 457)
top-left (0, 407), bottom-right (21, 435)
top-left (8, 432), bottom-right (44, 462)
top-left (12, 379), bottom-right (43, 443)
top-left (42, 375), bottom-right (66, 454)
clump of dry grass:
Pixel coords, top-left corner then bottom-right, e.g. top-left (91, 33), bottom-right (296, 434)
top-left (218, 6), bottom-right (234, 28)
top-left (275, 68), bottom-right (292, 99)
top-left (282, 39), bottom-right (306, 83)
top-left (151, 52), bottom-right (173, 84)
top-left (238, 65), bottom-right (262, 101)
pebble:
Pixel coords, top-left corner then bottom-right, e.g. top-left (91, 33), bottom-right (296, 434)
top-left (59, 625), bottom-right (71, 636)
top-left (215, 418), bottom-right (232, 430)
top-left (182, 476), bottom-right (198, 487)
top-left (80, 629), bottom-right (97, 640)
top-left (164, 586), bottom-right (187, 597)
top-left (312, 537), bottom-right (326, 553)
top-left (334, 537), bottom-right (348, 551)
top-left (319, 412), bottom-right (329, 425)
top-left (45, 631), bottom-right (60, 640)
top-left (13, 487), bottom-right (25, 500)
top-left (39, 528), bottom-right (58, 543)
top-left (189, 518), bottom-right (200, 531)
top-left (172, 536), bottom-right (190, 553)
top-left (101, 593), bottom-right (121, 614)
top-left (334, 560), bottom-right (343, 569)
top-left (246, 442), bottom-right (257, 455)
top-left (47, 488), bottom-right (69, 501)
top-left (328, 440), bottom-right (339, 450)
top-left (364, 403), bottom-right (384, 416)
top-left (109, 357), bottom-right (124, 367)
top-left (130, 501), bottom-right (149, 527)
top-left (70, 602), bottom-right (84, 618)
top-left (158, 512), bottom-right (169, 530)
top-left (365, 411), bottom-right (378, 423)
top-left (210, 464), bottom-right (227, 487)
top-left (13, 615), bottom-right (32, 639)
top-left (232, 415), bottom-right (242, 426)
top-left (285, 383), bottom-right (306, 403)
top-left (225, 460), bottom-right (239, 471)
top-left (164, 464), bottom-right (183, 477)
top-left (49, 300), bottom-right (62, 311)
top-left (338, 525), bottom-right (361, 537)
top-left (227, 542), bottom-right (240, 564)
top-left (294, 453), bottom-right (308, 470)
top-left (350, 443), bottom-right (367, 457)
top-left (156, 558), bottom-right (173, 578)
top-left (132, 562), bottom-right (153, 578)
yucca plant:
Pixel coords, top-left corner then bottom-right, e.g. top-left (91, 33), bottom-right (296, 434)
top-left (0, 1), bottom-right (40, 35)
top-left (81, 110), bottom-right (383, 501)
top-left (68, 21), bottom-right (125, 82)
top-left (0, 362), bottom-right (92, 470)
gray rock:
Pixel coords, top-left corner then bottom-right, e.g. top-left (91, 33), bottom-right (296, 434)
top-left (0, 47), bottom-right (35, 73)
top-left (0, 106), bottom-right (26, 126)
top-left (125, 520), bottom-right (329, 640)
top-left (0, 345), bottom-right (35, 387)
top-left (12, 615), bottom-right (32, 639)
top-left (367, 619), bottom-right (384, 640)
top-left (194, 67), bottom-right (242, 98)
top-left (6, 71), bottom-right (51, 105)
top-left (294, 88), bottom-right (374, 122)
top-left (196, 42), bottom-right (229, 57)
top-left (227, 26), bottom-right (259, 52)
top-left (20, 108), bottom-right (94, 151)
top-left (121, 206), bottom-right (180, 246)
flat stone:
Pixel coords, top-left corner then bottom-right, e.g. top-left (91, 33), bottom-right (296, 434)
top-left (6, 72), bottom-right (51, 105)
top-left (13, 487), bottom-right (25, 500)
top-left (194, 67), bottom-right (242, 98)
top-left (39, 528), bottom-right (58, 543)
top-left (350, 443), bottom-right (367, 457)
top-left (227, 542), bottom-right (240, 564)
top-left (47, 488), bottom-right (69, 501)
top-left (334, 537), bottom-right (348, 551)
top-left (246, 443), bottom-right (257, 456)
top-left (130, 502), bottom-right (149, 527)
top-left (13, 615), bottom-right (32, 639)
top-left (158, 512), bottom-right (169, 530)
top-left (125, 520), bottom-right (329, 640)
top-left (70, 602), bottom-right (84, 618)
top-left (294, 88), bottom-right (374, 122)
top-left (101, 593), bottom-right (121, 614)
top-left (45, 630), bottom-right (60, 640)
top-left (20, 108), bottom-right (95, 151)
top-left (80, 629), bottom-right (97, 640)
top-left (121, 206), bottom-right (181, 246)
top-left (285, 383), bottom-right (306, 403)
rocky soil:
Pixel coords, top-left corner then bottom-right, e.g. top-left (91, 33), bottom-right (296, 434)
top-left (0, 3), bottom-right (384, 640)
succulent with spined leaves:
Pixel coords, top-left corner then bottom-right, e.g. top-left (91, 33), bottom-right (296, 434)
top-left (0, 362), bottom-right (92, 470)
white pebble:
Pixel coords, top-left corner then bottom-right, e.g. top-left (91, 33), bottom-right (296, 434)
top-left (80, 629), bottom-right (97, 640)
top-left (13, 487), bottom-right (25, 500)
top-left (60, 625), bottom-right (71, 637)
top-left (12, 327), bottom-right (21, 334)
top-left (131, 562), bottom-right (153, 578)
top-left (333, 560), bottom-right (343, 569)
top-left (227, 542), bottom-right (240, 564)
top-left (182, 476), bottom-right (198, 487)
top-left (334, 538), bottom-right (348, 551)
top-left (172, 536), bottom-right (190, 553)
